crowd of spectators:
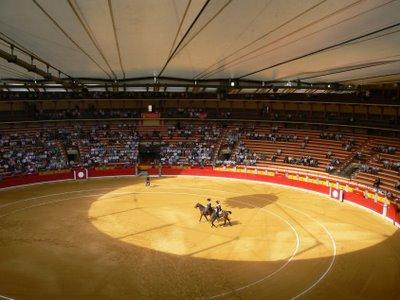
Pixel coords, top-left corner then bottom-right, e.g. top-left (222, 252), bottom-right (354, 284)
top-left (283, 155), bottom-right (319, 167)
top-left (231, 141), bottom-right (257, 166)
top-left (374, 144), bottom-right (397, 154)
top-left (0, 124), bottom-right (141, 176)
top-left (342, 138), bottom-right (356, 151)
top-left (35, 107), bottom-right (139, 120)
top-left (78, 124), bottom-right (140, 167)
top-left (160, 141), bottom-right (214, 166)
top-left (320, 131), bottom-right (343, 140)
top-left (1, 122), bottom-right (399, 205)
top-left (0, 133), bottom-right (67, 176)
top-left (167, 124), bottom-right (194, 139)
top-left (161, 124), bottom-right (222, 166)
top-left (358, 164), bottom-right (380, 174)
top-left (160, 142), bottom-right (184, 165)
top-left (246, 131), bottom-right (298, 143)
top-left (381, 160), bottom-right (400, 172)
top-left (213, 127), bottom-right (258, 167)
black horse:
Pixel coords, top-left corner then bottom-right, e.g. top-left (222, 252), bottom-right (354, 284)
top-left (210, 210), bottom-right (232, 227)
top-left (194, 203), bottom-right (213, 222)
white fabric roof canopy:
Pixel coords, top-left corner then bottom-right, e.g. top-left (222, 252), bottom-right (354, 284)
top-left (0, 0), bottom-right (399, 85)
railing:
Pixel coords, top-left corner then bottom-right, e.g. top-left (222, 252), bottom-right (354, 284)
top-left (1, 117), bottom-right (400, 134)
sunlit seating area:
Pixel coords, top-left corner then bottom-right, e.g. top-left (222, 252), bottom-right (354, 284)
top-left (1, 120), bottom-right (399, 201)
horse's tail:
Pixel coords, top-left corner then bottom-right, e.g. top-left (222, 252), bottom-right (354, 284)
top-left (227, 211), bottom-right (232, 214)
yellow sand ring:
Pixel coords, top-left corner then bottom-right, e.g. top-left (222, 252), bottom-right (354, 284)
top-left (90, 189), bottom-right (301, 260)
top-left (0, 179), bottom-right (339, 300)
top-left (0, 188), bottom-right (301, 298)
top-left (90, 186), bottom-right (335, 299)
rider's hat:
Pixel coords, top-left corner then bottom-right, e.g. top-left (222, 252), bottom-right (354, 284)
top-left (216, 200), bottom-right (220, 203)
top-left (207, 198), bottom-right (211, 201)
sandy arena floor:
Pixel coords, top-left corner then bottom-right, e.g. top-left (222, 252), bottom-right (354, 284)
top-left (0, 176), bottom-right (399, 299)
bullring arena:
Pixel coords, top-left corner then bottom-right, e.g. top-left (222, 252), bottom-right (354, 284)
top-left (0, 167), bottom-right (399, 299)
top-left (1, 1), bottom-right (400, 299)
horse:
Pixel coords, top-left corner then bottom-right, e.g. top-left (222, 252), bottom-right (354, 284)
top-left (210, 210), bottom-right (232, 227)
top-left (194, 203), bottom-right (213, 222)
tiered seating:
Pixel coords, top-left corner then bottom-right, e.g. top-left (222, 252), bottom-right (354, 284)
top-left (74, 123), bottom-right (140, 167)
top-left (0, 128), bottom-right (68, 176)
top-left (159, 123), bottom-right (223, 165)
top-left (240, 125), bottom-right (358, 172)
top-left (0, 121), bottom-right (398, 199)
top-left (352, 137), bottom-right (400, 196)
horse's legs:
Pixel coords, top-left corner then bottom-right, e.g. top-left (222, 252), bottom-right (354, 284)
top-left (211, 216), bottom-right (216, 227)
top-left (205, 214), bottom-right (209, 221)
top-left (228, 217), bottom-right (232, 226)
top-left (199, 214), bottom-right (203, 222)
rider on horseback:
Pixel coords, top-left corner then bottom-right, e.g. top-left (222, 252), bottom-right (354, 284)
top-left (215, 200), bottom-right (222, 217)
top-left (206, 198), bottom-right (212, 215)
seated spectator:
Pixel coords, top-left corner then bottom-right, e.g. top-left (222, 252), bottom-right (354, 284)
top-left (355, 152), bottom-right (363, 160)
top-left (395, 180), bottom-right (400, 191)
top-left (342, 138), bottom-right (355, 151)
top-left (375, 144), bottom-right (397, 154)
top-left (326, 164), bottom-right (335, 173)
top-left (373, 178), bottom-right (381, 188)
top-left (388, 146), bottom-right (396, 154)
top-left (331, 158), bottom-right (340, 166)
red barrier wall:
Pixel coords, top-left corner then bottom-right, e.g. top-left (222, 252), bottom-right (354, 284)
top-left (161, 167), bottom-right (399, 225)
top-left (162, 167), bottom-right (328, 194)
top-left (342, 190), bottom-right (383, 214)
top-left (0, 171), bottom-right (74, 189)
top-left (88, 167), bottom-right (136, 177)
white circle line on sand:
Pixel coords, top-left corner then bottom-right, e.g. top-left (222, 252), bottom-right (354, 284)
top-left (0, 188), bottom-right (300, 300)
top-left (0, 187), bottom-right (118, 209)
top-left (0, 190), bottom-right (301, 261)
top-left (156, 182), bottom-right (337, 299)
top-left (155, 183), bottom-right (337, 299)
top-left (0, 177), bottom-right (337, 299)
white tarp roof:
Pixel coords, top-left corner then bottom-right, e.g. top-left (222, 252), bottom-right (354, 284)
top-left (0, 0), bottom-right (399, 84)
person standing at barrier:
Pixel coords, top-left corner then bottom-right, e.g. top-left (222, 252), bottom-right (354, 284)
top-left (146, 176), bottom-right (151, 187)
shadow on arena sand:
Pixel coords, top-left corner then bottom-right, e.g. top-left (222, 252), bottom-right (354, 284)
top-left (225, 193), bottom-right (278, 208)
